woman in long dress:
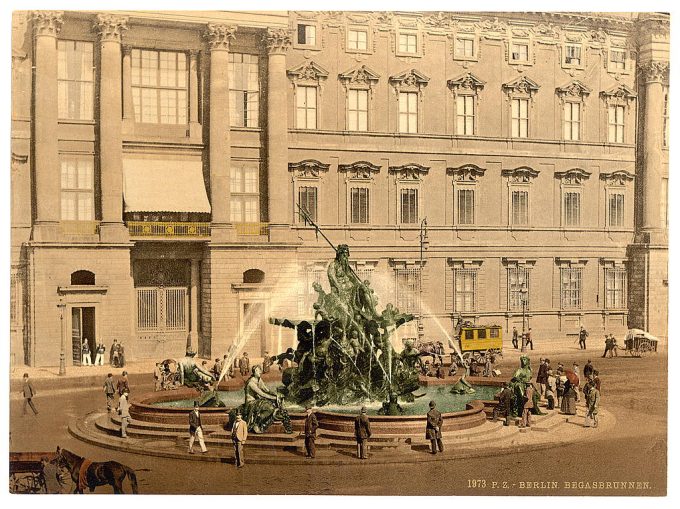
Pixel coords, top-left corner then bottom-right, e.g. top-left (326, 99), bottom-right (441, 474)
top-left (560, 378), bottom-right (577, 415)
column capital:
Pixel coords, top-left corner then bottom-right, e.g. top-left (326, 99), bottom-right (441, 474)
top-left (121, 44), bottom-right (133, 56)
top-left (639, 61), bottom-right (670, 85)
top-left (205, 24), bottom-right (237, 51)
top-left (31, 11), bottom-right (63, 37)
top-left (263, 28), bottom-right (292, 55)
top-left (93, 13), bottom-right (129, 43)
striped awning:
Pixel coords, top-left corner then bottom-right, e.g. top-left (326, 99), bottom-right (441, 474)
top-left (123, 158), bottom-right (211, 213)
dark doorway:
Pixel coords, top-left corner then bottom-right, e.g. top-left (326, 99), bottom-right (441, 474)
top-left (71, 307), bottom-right (96, 365)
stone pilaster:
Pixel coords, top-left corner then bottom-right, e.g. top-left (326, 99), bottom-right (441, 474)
top-left (121, 44), bottom-right (134, 131)
top-left (189, 50), bottom-right (202, 138)
top-left (31, 11), bottom-right (63, 241)
top-left (264, 28), bottom-right (292, 241)
top-left (94, 14), bottom-right (129, 242)
top-left (205, 24), bottom-right (237, 242)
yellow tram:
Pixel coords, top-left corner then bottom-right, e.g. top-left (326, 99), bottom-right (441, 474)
top-left (458, 324), bottom-right (503, 354)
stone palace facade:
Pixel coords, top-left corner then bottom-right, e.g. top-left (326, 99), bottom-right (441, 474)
top-left (10, 11), bottom-right (669, 367)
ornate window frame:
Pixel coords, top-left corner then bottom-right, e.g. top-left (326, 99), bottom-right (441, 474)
top-left (556, 258), bottom-right (588, 311)
top-left (343, 24), bottom-right (373, 55)
top-left (502, 75), bottom-right (540, 138)
top-left (339, 65), bottom-right (380, 132)
top-left (447, 258), bottom-right (484, 314)
top-left (555, 168), bottom-right (591, 228)
top-left (287, 61), bottom-right (328, 130)
top-left (447, 164), bottom-right (486, 226)
top-left (501, 166), bottom-right (539, 228)
top-left (600, 170), bottom-right (634, 230)
top-left (556, 80), bottom-right (591, 142)
top-left (604, 37), bottom-right (632, 77)
top-left (395, 28), bottom-right (422, 58)
top-left (560, 36), bottom-right (586, 71)
top-left (338, 161), bottom-right (381, 225)
top-left (452, 27), bottom-right (479, 63)
top-left (292, 14), bottom-right (322, 52)
top-left (600, 259), bottom-right (628, 311)
top-left (289, 159), bottom-right (330, 225)
top-left (502, 258), bottom-right (536, 312)
top-left (448, 72), bottom-right (485, 136)
top-left (389, 69), bottom-right (429, 134)
top-left (600, 84), bottom-right (636, 144)
top-left (506, 30), bottom-right (535, 69)
top-left (388, 163), bottom-right (429, 225)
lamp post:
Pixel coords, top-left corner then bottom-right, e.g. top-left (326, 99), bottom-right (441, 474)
top-left (57, 297), bottom-right (66, 376)
top-left (418, 217), bottom-right (429, 342)
top-left (520, 285), bottom-right (528, 351)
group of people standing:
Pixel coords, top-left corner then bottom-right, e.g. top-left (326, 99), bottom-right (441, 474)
top-left (511, 327), bottom-right (534, 351)
top-left (102, 370), bottom-right (131, 437)
top-left (81, 339), bottom-right (125, 367)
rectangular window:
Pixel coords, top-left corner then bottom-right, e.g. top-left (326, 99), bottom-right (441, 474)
top-left (230, 165), bottom-right (259, 222)
top-left (564, 44), bottom-right (581, 65)
top-left (398, 33), bottom-right (418, 54)
top-left (350, 187), bottom-right (370, 224)
top-left (131, 49), bottom-right (187, 124)
top-left (608, 193), bottom-right (625, 228)
top-left (57, 40), bottom-right (94, 121)
top-left (398, 92), bottom-right (418, 134)
top-left (348, 29), bottom-right (368, 51)
top-left (511, 98), bottom-right (529, 138)
top-left (298, 186), bottom-right (318, 223)
top-left (610, 49), bottom-right (626, 70)
top-left (395, 268), bottom-right (421, 314)
top-left (508, 266), bottom-right (530, 311)
top-left (60, 157), bottom-right (94, 221)
top-left (564, 192), bottom-right (581, 227)
top-left (663, 90), bottom-right (669, 147)
top-left (511, 42), bottom-right (529, 62)
top-left (457, 189), bottom-right (475, 225)
top-left (296, 86), bottom-right (317, 129)
top-left (456, 95), bottom-right (475, 135)
top-left (297, 24), bottom-right (316, 45)
top-left (228, 53), bottom-right (259, 128)
top-left (512, 190), bottom-right (529, 226)
top-left (454, 269), bottom-right (477, 312)
top-left (400, 188), bottom-right (418, 224)
top-left (560, 267), bottom-right (583, 310)
top-left (605, 268), bottom-right (626, 309)
top-left (455, 38), bottom-right (475, 58)
top-left (608, 105), bottom-right (625, 143)
top-left (347, 89), bottom-right (368, 131)
top-left (563, 102), bottom-right (581, 141)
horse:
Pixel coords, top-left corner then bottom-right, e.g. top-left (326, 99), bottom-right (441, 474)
top-left (55, 447), bottom-right (138, 494)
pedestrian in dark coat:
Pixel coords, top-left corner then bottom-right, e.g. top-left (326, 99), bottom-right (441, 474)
top-left (239, 353), bottom-right (250, 377)
top-left (426, 400), bottom-right (444, 454)
top-left (536, 358), bottom-right (548, 399)
top-left (103, 373), bottom-right (116, 412)
top-left (583, 359), bottom-right (594, 379)
top-left (492, 383), bottom-right (513, 426)
top-left (525, 328), bottom-right (534, 350)
top-left (354, 406), bottom-right (372, 459)
top-left (578, 326), bottom-right (589, 349)
top-left (21, 373), bottom-right (38, 416)
top-left (116, 371), bottom-right (129, 396)
top-left (512, 327), bottom-right (519, 349)
top-left (262, 351), bottom-right (273, 374)
top-left (231, 411), bottom-right (248, 467)
top-left (304, 406), bottom-right (318, 458)
top-left (188, 401), bottom-right (207, 453)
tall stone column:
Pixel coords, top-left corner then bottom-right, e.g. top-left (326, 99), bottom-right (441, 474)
top-left (188, 258), bottom-right (200, 352)
top-left (31, 11), bottom-right (62, 241)
top-left (205, 24), bottom-right (236, 242)
top-left (264, 28), bottom-right (292, 241)
top-left (121, 45), bottom-right (134, 131)
top-left (189, 50), bottom-right (201, 138)
top-left (94, 14), bottom-right (129, 242)
top-left (639, 61), bottom-right (669, 239)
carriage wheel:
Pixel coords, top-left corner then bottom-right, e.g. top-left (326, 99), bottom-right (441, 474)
top-left (638, 339), bottom-right (652, 357)
top-left (10, 473), bottom-right (42, 494)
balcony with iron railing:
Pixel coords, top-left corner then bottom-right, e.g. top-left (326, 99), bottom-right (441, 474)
top-left (127, 221), bottom-right (211, 237)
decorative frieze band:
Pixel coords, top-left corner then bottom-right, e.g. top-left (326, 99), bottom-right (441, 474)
top-left (264, 27), bottom-right (292, 55)
top-left (93, 14), bottom-right (128, 43)
top-left (31, 11), bottom-right (63, 37)
top-left (205, 24), bottom-right (237, 51)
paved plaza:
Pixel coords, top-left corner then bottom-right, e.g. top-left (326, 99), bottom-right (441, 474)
top-left (9, 339), bottom-right (667, 495)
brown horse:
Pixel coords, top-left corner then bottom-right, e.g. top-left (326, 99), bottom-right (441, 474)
top-left (56, 447), bottom-right (138, 494)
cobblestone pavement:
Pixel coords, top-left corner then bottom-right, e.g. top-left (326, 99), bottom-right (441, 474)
top-left (9, 343), bottom-right (667, 496)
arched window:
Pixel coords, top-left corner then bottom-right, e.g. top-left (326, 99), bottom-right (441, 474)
top-left (243, 269), bottom-right (265, 284)
top-left (71, 270), bottom-right (95, 285)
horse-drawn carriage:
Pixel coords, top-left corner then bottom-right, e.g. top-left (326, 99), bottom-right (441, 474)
top-left (9, 451), bottom-right (57, 493)
top-left (448, 321), bottom-right (503, 372)
top-left (622, 329), bottom-right (659, 358)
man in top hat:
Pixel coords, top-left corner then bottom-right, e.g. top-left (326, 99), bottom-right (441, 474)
top-left (231, 411), bottom-right (248, 467)
top-left (426, 400), bottom-right (444, 454)
top-left (304, 405), bottom-right (318, 459)
top-left (188, 401), bottom-right (208, 454)
top-left (578, 326), bottom-right (589, 349)
top-left (354, 406), bottom-right (372, 460)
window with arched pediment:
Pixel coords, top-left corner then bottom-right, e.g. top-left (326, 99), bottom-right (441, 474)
top-left (502, 76), bottom-right (540, 139)
top-left (447, 164), bottom-right (486, 226)
top-left (448, 73), bottom-right (485, 136)
top-left (555, 168), bottom-right (591, 228)
top-left (501, 167), bottom-right (540, 227)
top-left (243, 269), bottom-right (265, 284)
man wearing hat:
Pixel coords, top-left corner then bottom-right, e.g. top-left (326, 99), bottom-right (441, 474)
top-left (231, 411), bottom-right (248, 467)
top-left (304, 405), bottom-right (318, 458)
top-left (188, 401), bottom-right (208, 454)
top-left (354, 406), bottom-right (372, 460)
top-left (426, 400), bottom-right (444, 454)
